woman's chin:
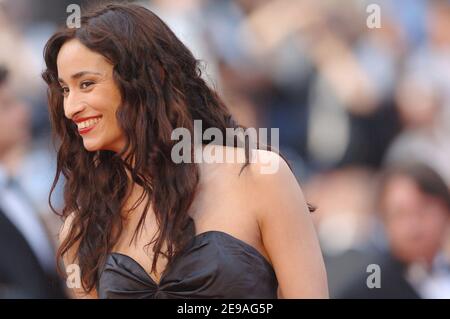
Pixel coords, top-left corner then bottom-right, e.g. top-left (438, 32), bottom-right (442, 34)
top-left (82, 139), bottom-right (102, 152)
top-left (81, 134), bottom-right (124, 153)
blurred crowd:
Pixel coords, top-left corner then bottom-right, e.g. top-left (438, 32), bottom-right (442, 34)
top-left (1, 0), bottom-right (450, 298)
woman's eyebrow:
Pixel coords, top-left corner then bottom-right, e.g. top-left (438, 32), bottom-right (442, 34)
top-left (58, 71), bottom-right (103, 83)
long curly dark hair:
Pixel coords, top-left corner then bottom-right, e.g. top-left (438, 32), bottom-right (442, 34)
top-left (42, 2), bottom-right (313, 293)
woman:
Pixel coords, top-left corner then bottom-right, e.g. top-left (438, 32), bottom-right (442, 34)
top-left (42, 3), bottom-right (328, 299)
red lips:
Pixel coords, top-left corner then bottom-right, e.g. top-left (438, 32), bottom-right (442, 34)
top-left (74, 116), bottom-right (102, 135)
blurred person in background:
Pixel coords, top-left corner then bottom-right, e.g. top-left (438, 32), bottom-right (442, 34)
top-left (339, 162), bottom-right (450, 299)
top-left (384, 70), bottom-right (450, 185)
top-left (0, 65), bottom-right (67, 298)
top-left (385, 0), bottom-right (450, 185)
top-left (234, 0), bottom-right (403, 174)
top-left (0, 0), bottom-right (64, 220)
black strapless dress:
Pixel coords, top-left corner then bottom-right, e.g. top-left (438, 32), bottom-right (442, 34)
top-left (97, 231), bottom-right (278, 298)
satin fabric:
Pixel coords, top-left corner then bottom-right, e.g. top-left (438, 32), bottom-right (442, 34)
top-left (97, 231), bottom-right (278, 298)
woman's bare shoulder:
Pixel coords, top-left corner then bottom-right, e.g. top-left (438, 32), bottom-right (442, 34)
top-left (194, 147), bottom-right (289, 233)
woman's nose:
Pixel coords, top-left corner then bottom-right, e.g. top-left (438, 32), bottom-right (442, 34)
top-left (64, 93), bottom-right (87, 120)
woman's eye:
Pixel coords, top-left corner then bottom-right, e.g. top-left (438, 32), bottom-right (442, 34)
top-left (80, 81), bottom-right (94, 89)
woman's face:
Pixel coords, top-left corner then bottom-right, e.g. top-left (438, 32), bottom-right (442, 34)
top-left (57, 39), bottom-right (125, 152)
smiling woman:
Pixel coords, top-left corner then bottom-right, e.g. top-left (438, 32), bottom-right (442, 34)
top-left (41, 3), bottom-right (328, 299)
